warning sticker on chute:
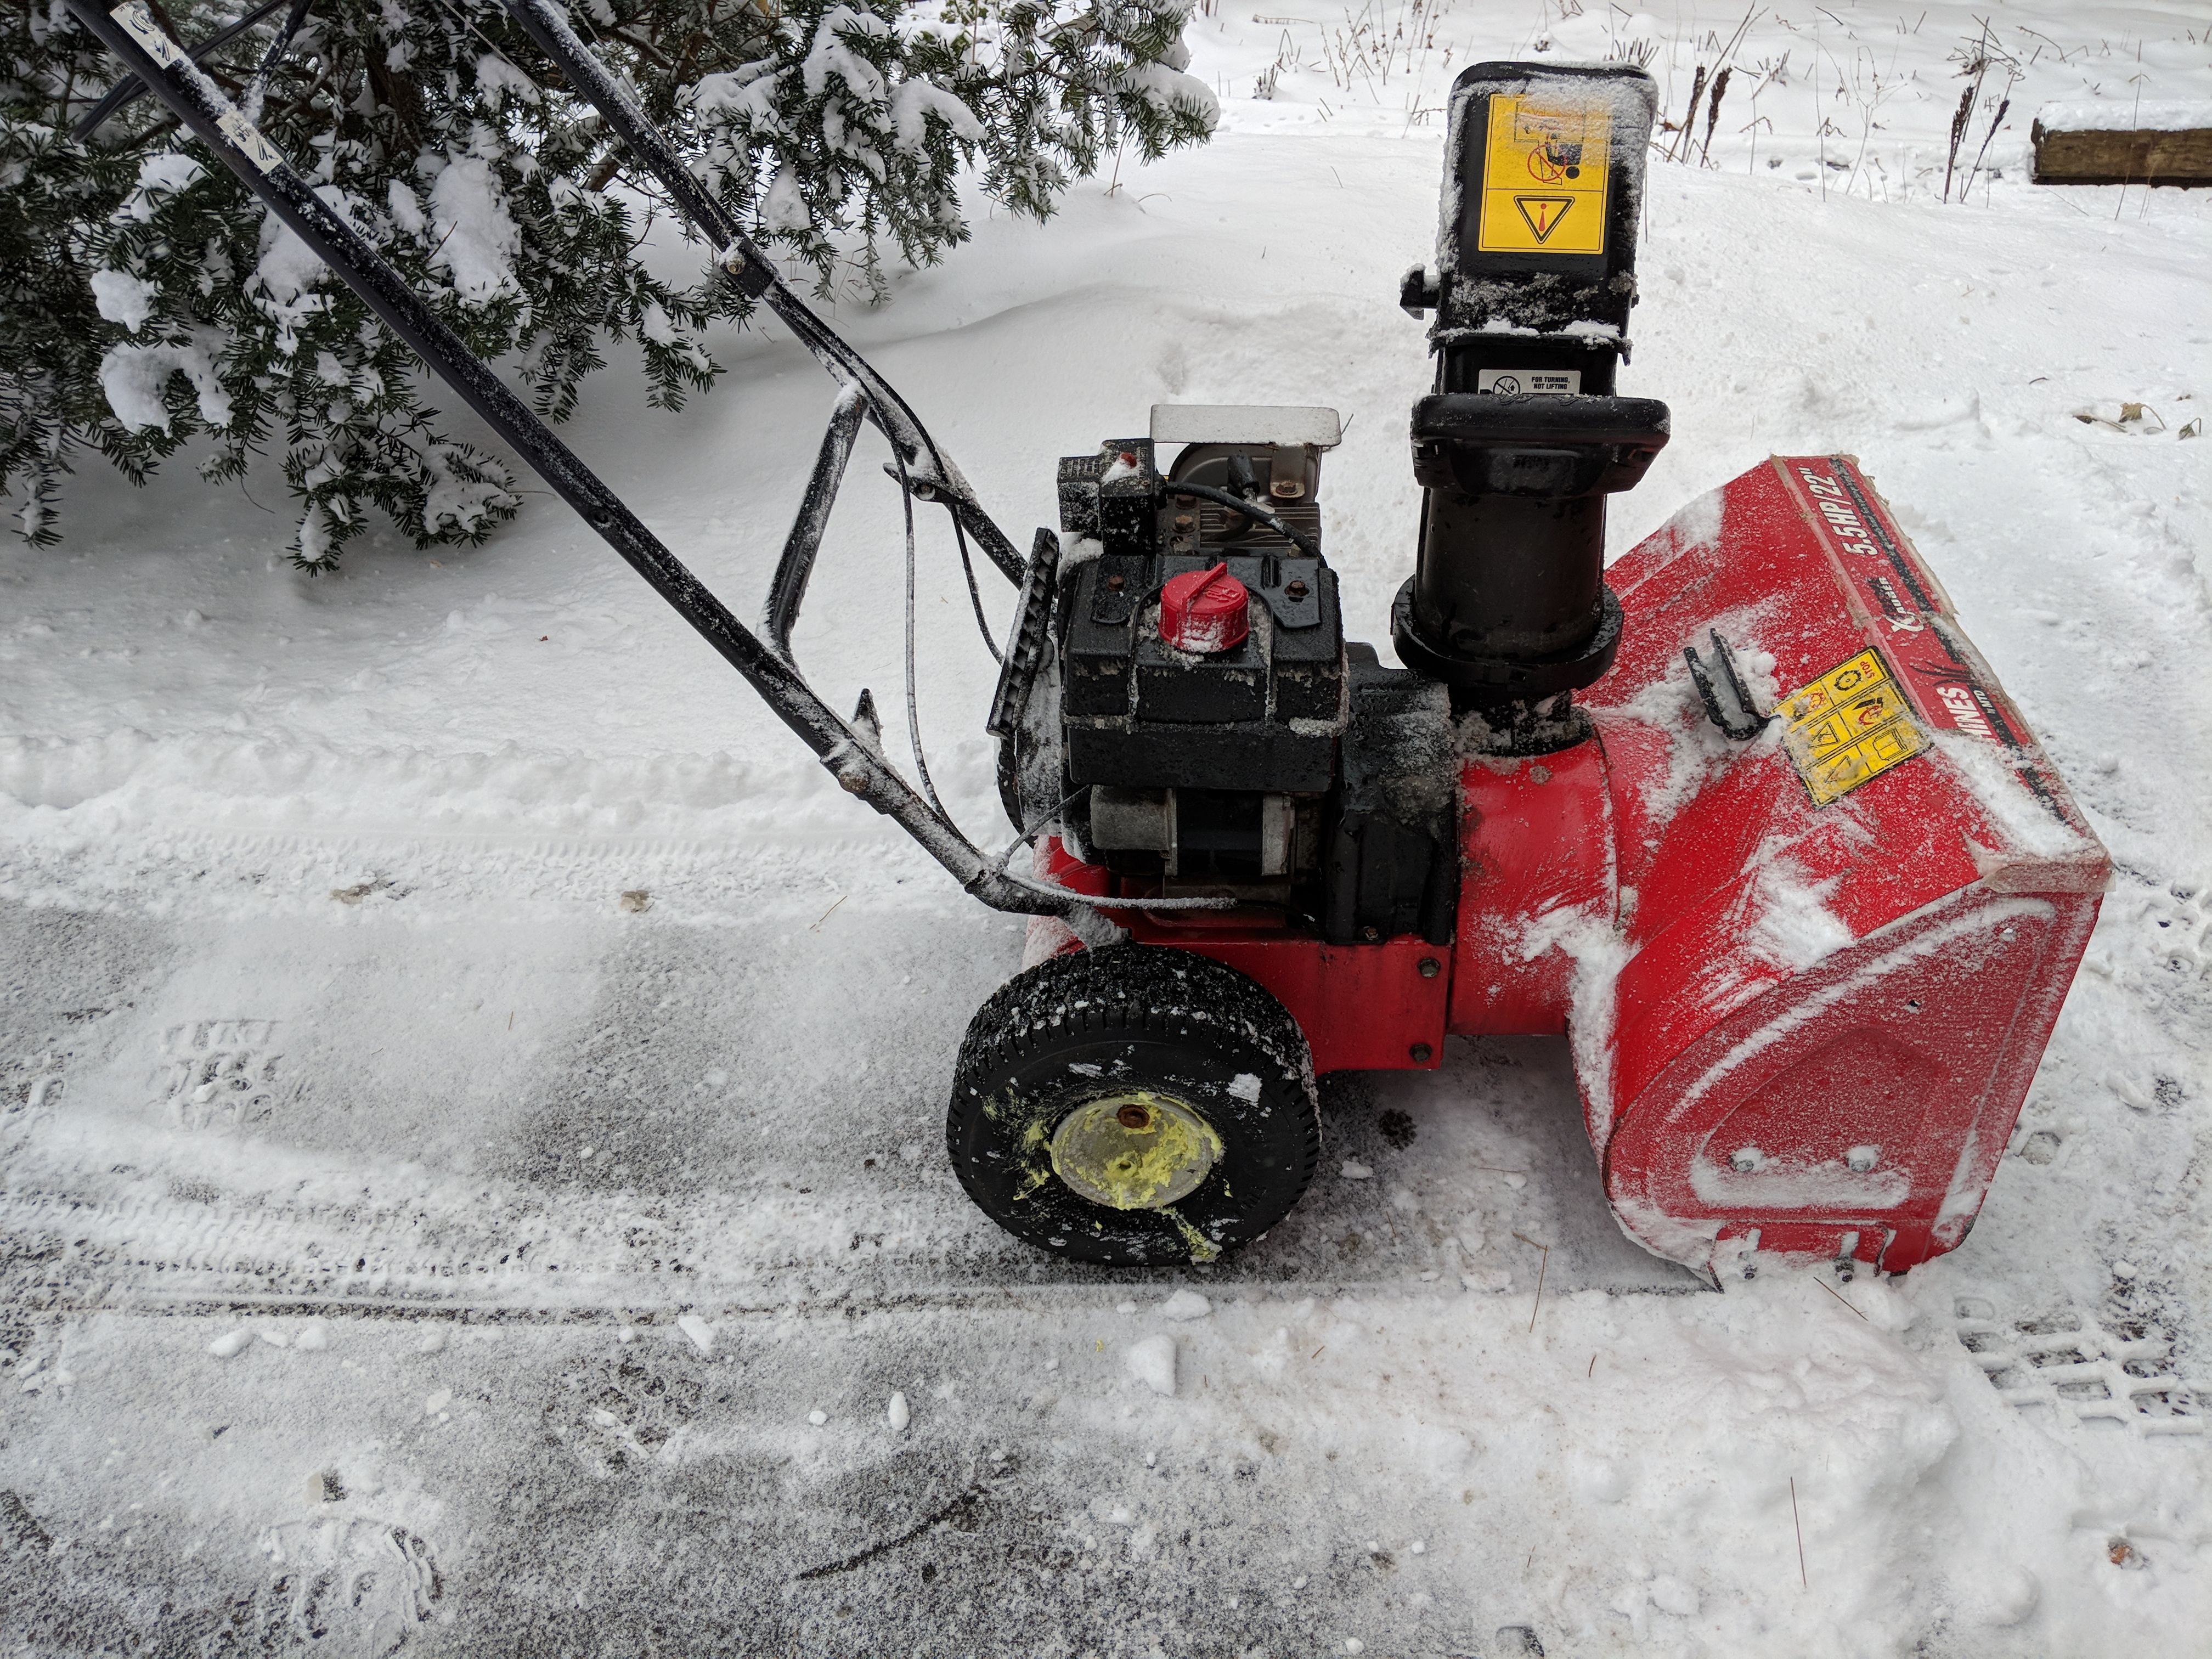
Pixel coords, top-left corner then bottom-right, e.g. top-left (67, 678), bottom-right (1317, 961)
top-left (1477, 95), bottom-right (1610, 256)
top-left (1778, 648), bottom-right (1926, 806)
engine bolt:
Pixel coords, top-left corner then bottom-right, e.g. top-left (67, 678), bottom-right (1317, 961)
top-left (1105, 574), bottom-right (1126, 591)
top-left (1116, 1104), bottom-right (1152, 1130)
top-left (1173, 515), bottom-right (1194, 531)
top-left (1409, 1043), bottom-right (1432, 1063)
top-left (1285, 579), bottom-right (1309, 600)
top-left (1417, 957), bottom-right (1440, 979)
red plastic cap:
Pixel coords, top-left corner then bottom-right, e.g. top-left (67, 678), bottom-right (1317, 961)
top-left (1159, 562), bottom-right (1250, 654)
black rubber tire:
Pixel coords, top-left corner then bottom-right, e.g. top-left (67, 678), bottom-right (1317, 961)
top-left (947, 944), bottom-right (1321, 1265)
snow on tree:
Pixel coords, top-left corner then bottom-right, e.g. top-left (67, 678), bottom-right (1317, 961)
top-left (1, 0), bottom-right (1216, 567)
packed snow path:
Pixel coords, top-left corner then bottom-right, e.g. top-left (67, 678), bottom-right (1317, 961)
top-left (5, 859), bottom-right (2197, 1658)
top-left (7, 3), bottom-right (2212, 1653)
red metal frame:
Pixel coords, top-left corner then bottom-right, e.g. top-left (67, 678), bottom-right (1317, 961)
top-left (1040, 456), bottom-right (2107, 1277)
top-left (1030, 840), bottom-right (1452, 1075)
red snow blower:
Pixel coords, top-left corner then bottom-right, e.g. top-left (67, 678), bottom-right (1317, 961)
top-left (82, 5), bottom-right (2107, 1282)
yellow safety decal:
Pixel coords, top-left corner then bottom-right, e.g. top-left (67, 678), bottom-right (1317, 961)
top-left (1477, 95), bottom-right (1610, 256)
top-left (1778, 648), bottom-right (1927, 807)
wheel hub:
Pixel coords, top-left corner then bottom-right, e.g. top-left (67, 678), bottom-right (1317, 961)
top-left (1049, 1091), bottom-right (1222, 1210)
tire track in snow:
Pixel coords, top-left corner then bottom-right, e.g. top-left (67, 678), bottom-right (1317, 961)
top-left (0, 1175), bottom-right (1630, 1320)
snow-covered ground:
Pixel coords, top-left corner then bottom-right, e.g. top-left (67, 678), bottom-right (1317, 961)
top-left (4, 3), bottom-right (2210, 1654)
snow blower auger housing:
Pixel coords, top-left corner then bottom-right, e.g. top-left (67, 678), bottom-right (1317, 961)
top-left (83, 9), bottom-right (2107, 1282)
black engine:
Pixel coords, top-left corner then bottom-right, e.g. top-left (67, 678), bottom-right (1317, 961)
top-left (993, 405), bottom-right (1458, 947)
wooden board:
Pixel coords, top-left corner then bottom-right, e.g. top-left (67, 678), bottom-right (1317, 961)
top-left (2031, 123), bottom-right (2212, 187)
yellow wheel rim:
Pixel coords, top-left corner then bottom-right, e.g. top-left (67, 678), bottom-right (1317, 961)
top-left (1048, 1091), bottom-right (1223, 1211)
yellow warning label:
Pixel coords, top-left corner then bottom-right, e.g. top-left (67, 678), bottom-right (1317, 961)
top-left (1477, 95), bottom-right (1611, 256)
top-left (1778, 648), bottom-right (1927, 807)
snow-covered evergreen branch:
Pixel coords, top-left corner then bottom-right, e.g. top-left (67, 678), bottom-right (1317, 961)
top-left (1, 0), bottom-right (1212, 567)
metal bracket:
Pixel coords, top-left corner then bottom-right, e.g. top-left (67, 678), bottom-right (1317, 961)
top-left (1684, 629), bottom-right (1773, 740)
top-left (985, 531), bottom-right (1059, 741)
top-left (1399, 264), bottom-right (1442, 319)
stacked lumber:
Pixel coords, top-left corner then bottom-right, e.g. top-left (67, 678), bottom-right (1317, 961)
top-left (2032, 100), bottom-right (2212, 187)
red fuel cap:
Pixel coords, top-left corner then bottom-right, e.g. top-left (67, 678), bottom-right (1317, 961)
top-left (1159, 562), bottom-right (1250, 654)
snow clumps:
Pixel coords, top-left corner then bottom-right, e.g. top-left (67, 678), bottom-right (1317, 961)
top-left (1158, 1290), bottom-right (1211, 1322)
top-left (1747, 856), bottom-right (1854, 972)
top-left (99, 331), bottom-right (233, 433)
top-left (91, 270), bottom-right (155, 334)
top-left (427, 159), bottom-right (522, 304)
top-left (1126, 1334), bottom-right (1177, 1397)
